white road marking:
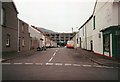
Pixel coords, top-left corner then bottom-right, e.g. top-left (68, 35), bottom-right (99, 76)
top-left (2, 63), bottom-right (11, 65)
top-left (65, 64), bottom-right (72, 66)
top-left (94, 65), bottom-right (104, 68)
top-left (35, 63), bottom-right (43, 65)
top-left (2, 62), bottom-right (118, 69)
top-left (48, 57), bottom-right (53, 62)
top-left (13, 63), bottom-right (22, 65)
top-left (48, 49), bottom-right (58, 63)
top-left (82, 65), bottom-right (92, 67)
top-left (46, 63), bottom-right (53, 65)
top-left (25, 63), bottom-right (33, 65)
top-left (55, 63), bottom-right (63, 66)
top-left (53, 52), bottom-right (56, 56)
top-left (73, 64), bottom-right (81, 66)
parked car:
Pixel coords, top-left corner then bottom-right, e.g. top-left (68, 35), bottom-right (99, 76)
top-left (66, 40), bottom-right (74, 48)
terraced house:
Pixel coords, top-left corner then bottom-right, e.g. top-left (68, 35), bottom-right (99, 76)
top-left (29, 26), bottom-right (44, 50)
top-left (18, 19), bottom-right (30, 52)
top-left (76, 0), bottom-right (120, 59)
top-left (1, 1), bottom-right (18, 53)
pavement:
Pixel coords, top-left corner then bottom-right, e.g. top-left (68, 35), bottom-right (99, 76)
top-left (1, 49), bottom-right (37, 62)
top-left (75, 48), bottom-right (120, 67)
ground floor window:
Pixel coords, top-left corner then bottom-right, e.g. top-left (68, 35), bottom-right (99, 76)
top-left (6, 34), bottom-right (10, 47)
top-left (22, 37), bottom-right (25, 47)
top-left (103, 34), bottom-right (110, 52)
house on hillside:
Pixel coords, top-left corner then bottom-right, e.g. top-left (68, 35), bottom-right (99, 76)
top-left (77, 0), bottom-right (120, 59)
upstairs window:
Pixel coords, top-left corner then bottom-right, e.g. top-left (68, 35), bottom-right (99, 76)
top-left (93, 16), bottom-right (96, 30)
top-left (22, 23), bottom-right (25, 33)
top-left (1, 8), bottom-right (6, 26)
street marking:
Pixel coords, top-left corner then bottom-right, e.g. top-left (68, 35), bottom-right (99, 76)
top-left (35, 63), bottom-right (43, 65)
top-left (102, 66), bottom-right (114, 69)
top-left (94, 65), bottom-right (104, 68)
top-left (73, 64), bottom-right (81, 66)
top-left (82, 65), bottom-right (92, 67)
top-left (48, 49), bottom-right (58, 63)
top-left (2, 62), bottom-right (119, 69)
top-left (55, 63), bottom-right (63, 66)
top-left (13, 63), bottom-right (22, 65)
top-left (2, 63), bottom-right (11, 65)
top-left (25, 63), bottom-right (33, 65)
top-left (48, 57), bottom-right (53, 62)
top-left (46, 63), bottom-right (53, 65)
top-left (53, 52), bottom-right (56, 56)
top-left (65, 64), bottom-right (72, 66)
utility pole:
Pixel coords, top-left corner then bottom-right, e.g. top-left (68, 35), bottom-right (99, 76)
top-left (72, 27), bottom-right (73, 33)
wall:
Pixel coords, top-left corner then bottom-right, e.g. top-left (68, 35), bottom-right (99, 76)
top-left (2, 2), bottom-right (18, 52)
top-left (29, 26), bottom-right (43, 49)
top-left (18, 19), bottom-right (30, 52)
top-left (86, 18), bottom-right (93, 51)
top-left (93, 1), bottom-right (119, 56)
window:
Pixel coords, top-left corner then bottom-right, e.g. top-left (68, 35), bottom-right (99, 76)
top-left (22, 23), bottom-right (24, 32)
top-left (77, 38), bottom-right (78, 44)
top-left (93, 16), bottom-right (96, 30)
top-left (6, 34), bottom-right (10, 47)
top-left (1, 8), bottom-right (6, 26)
top-left (22, 37), bottom-right (25, 47)
top-left (103, 34), bottom-right (110, 52)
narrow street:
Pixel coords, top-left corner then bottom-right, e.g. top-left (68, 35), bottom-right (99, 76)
top-left (2, 48), bottom-right (118, 80)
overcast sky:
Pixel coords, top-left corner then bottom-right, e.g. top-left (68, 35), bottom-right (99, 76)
top-left (14, 0), bottom-right (96, 33)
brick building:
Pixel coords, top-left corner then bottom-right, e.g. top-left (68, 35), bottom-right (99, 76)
top-left (45, 33), bottom-right (75, 46)
top-left (2, 2), bottom-right (18, 53)
top-left (18, 19), bottom-right (30, 52)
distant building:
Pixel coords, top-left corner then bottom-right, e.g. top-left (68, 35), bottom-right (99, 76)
top-left (45, 33), bottom-right (75, 46)
top-left (2, 2), bottom-right (18, 53)
top-left (18, 19), bottom-right (30, 52)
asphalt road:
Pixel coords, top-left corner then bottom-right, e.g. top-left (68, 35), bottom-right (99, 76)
top-left (2, 47), bottom-right (119, 80)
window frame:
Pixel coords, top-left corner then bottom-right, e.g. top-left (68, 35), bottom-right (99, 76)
top-left (103, 34), bottom-right (110, 52)
top-left (22, 37), bottom-right (25, 47)
top-left (6, 34), bottom-right (10, 47)
top-left (93, 16), bottom-right (96, 30)
top-left (1, 7), bottom-right (6, 26)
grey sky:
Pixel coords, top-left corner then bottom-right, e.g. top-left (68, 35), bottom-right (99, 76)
top-left (14, 0), bottom-right (96, 33)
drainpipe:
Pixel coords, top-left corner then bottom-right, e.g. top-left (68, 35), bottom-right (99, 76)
top-left (0, 1), bottom-right (2, 81)
top-left (17, 19), bottom-right (20, 52)
top-left (85, 25), bottom-right (87, 49)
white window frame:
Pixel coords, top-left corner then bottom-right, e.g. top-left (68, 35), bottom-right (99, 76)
top-left (6, 34), bottom-right (10, 47)
top-left (22, 37), bottom-right (25, 47)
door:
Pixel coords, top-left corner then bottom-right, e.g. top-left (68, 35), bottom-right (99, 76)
top-left (90, 40), bottom-right (93, 51)
top-left (79, 37), bottom-right (81, 48)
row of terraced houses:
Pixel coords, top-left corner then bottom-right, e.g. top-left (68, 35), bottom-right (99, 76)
top-left (72, 0), bottom-right (120, 59)
top-left (0, 1), bottom-right (57, 54)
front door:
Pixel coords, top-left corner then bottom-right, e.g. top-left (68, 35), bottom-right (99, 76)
top-left (79, 37), bottom-right (81, 48)
top-left (90, 40), bottom-right (93, 51)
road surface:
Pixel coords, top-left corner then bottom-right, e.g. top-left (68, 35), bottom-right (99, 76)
top-left (2, 48), bottom-right (119, 80)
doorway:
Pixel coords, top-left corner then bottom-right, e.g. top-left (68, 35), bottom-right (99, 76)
top-left (90, 40), bottom-right (93, 51)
